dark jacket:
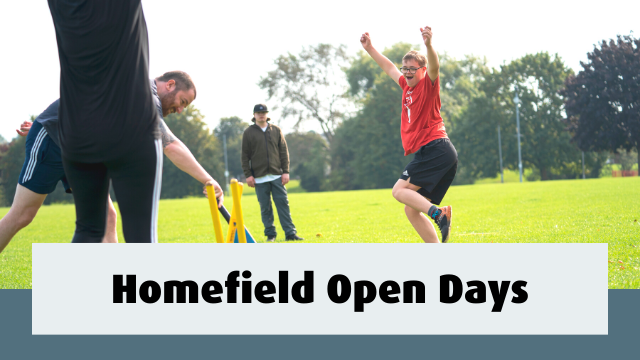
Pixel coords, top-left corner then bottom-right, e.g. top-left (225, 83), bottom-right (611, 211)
top-left (242, 121), bottom-right (290, 179)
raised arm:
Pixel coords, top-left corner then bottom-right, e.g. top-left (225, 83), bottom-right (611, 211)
top-left (360, 32), bottom-right (403, 86)
top-left (159, 118), bottom-right (224, 206)
top-left (421, 26), bottom-right (440, 81)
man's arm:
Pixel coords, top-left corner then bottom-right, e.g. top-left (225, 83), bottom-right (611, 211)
top-left (421, 26), bottom-right (439, 81)
top-left (278, 128), bottom-right (290, 185)
top-left (360, 32), bottom-right (403, 86)
top-left (158, 118), bottom-right (177, 148)
top-left (159, 118), bottom-right (223, 205)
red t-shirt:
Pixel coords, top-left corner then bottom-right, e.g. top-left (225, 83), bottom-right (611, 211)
top-left (398, 74), bottom-right (448, 155)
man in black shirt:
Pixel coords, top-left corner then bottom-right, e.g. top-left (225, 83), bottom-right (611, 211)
top-left (48, 0), bottom-right (165, 242)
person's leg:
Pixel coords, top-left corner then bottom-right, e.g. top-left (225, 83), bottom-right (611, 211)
top-left (108, 138), bottom-right (162, 243)
top-left (255, 182), bottom-right (277, 238)
top-left (62, 158), bottom-right (110, 243)
top-left (404, 205), bottom-right (439, 243)
top-left (392, 179), bottom-right (435, 214)
top-left (392, 179), bottom-right (439, 243)
top-left (101, 194), bottom-right (118, 243)
top-left (271, 179), bottom-right (298, 238)
top-left (0, 185), bottom-right (47, 253)
top-left (394, 139), bottom-right (458, 243)
top-left (1, 120), bottom-right (54, 252)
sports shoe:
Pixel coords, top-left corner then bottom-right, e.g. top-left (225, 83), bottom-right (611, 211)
top-left (266, 236), bottom-right (276, 242)
top-left (435, 206), bottom-right (452, 243)
top-left (285, 234), bottom-right (304, 241)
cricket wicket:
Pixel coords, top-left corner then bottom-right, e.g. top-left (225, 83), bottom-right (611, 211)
top-left (206, 179), bottom-right (255, 243)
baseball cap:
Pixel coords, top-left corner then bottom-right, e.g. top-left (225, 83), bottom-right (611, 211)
top-left (253, 104), bottom-right (269, 113)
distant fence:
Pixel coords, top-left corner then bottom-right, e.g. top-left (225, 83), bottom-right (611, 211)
top-left (612, 170), bottom-right (638, 177)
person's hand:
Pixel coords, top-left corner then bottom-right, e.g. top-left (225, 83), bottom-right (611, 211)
top-left (204, 179), bottom-right (224, 208)
top-left (246, 176), bottom-right (256, 188)
top-left (421, 26), bottom-right (433, 47)
top-left (282, 173), bottom-right (290, 186)
top-left (360, 32), bottom-right (373, 51)
top-left (16, 121), bottom-right (32, 137)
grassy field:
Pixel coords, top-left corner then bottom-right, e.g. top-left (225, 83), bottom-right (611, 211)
top-left (1, 177), bottom-right (638, 289)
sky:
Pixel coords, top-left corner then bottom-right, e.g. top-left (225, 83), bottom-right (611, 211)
top-left (1, 0), bottom-right (638, 143)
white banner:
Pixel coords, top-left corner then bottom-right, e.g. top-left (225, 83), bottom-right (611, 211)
top-left (32, 243), bottom-right (607, 335)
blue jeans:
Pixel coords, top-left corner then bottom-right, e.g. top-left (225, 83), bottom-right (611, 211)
top-left (254, 179), bottom-right (297, 238)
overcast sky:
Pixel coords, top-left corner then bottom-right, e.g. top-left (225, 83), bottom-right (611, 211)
top-left (1, 0), bottom-right (638, 142)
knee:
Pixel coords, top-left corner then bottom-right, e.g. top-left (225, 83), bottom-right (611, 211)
top-left (392, 185), bottom-right (403, 201)
top-left (274, 196), bottom-right (289, 207)
top-left (11, 208), bottom-right (38, 230)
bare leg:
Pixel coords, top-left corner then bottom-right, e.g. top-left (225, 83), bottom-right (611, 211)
top-left (0, 185), bottom-right (47, 253)
top-left (101, 195), bottom-right (118, 243)
top-left (392, 178), bottom-right (439, 243)
top-left (404, 205), bottom-right (439, 243)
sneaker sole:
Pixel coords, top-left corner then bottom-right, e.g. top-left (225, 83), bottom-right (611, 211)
top-left (442, 206), bottom-right (452, 243)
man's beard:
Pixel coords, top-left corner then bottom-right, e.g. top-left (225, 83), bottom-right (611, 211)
top-left (159, 90), bottom-right (177, 116)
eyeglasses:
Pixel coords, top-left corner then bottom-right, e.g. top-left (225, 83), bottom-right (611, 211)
top-left (400, 67), bottom-right (422, 74)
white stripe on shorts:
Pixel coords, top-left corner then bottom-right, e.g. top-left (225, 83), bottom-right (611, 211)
top-left (150, 139), bottom-right (163, 243)
top-left (22, 127), bottom-right (48, 183)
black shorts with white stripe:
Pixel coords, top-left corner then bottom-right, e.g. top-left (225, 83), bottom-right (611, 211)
top-left (18, 120), bottom-right (71, 195)
top-left (62, 134), bottom-right (163, 243)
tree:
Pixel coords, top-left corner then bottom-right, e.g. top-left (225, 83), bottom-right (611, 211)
top-left (329, 43), bottom-right (411, 190)
top-left (214, 116), bottom-right (250, 180)
top-left (214, 116), bottom-right (248, 141)
top-left (285, 131), bottom-right (329, 192)
top-left (437, 54), bottom-right (490, 184)
top-left (0, 136), bottom-right (26, 207)
top-left (259, 44), bottom-right (353, 144)
top-left (562, 34), bottom-right (640, 167)
top-left (454, 52), bottom-right (586, 181)
top-left (161, 106), bottom-right (224, 199)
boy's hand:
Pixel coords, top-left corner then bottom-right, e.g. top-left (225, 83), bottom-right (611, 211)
top-left (360, 31), bottom-right (402, 86)
top-left (360, 32), bottom-right (373, 51)
top-left (421, 26), bottom-right (433, 47)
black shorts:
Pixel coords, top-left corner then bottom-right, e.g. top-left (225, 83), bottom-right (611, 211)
top-left (18, 120), bottom-right (71, 195)
top-left (400, 138), bottom-right (458, 205)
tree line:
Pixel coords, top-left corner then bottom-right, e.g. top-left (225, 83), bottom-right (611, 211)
top-left (0, 34), bottom-right (637, 206)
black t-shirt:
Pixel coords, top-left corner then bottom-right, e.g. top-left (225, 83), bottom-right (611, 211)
top-left (48, 0), bottom-right (159, 163)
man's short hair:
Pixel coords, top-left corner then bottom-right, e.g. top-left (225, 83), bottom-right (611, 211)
top-left (156, 71), bottom-right (197, 99)
top-left (402, 51), bottom-right (427, 67)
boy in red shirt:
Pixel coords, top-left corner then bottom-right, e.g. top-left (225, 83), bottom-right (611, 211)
top-left (360, 26), bottom-right (457, 243)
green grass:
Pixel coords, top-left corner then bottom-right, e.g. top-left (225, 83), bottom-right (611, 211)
top-left (1, 177), bottom-right (638, 289)
top-left (474, 169), bottom-right (534, 184)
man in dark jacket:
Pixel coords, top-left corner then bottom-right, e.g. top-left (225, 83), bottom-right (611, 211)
top-left (242, 104), bottom-right (303, 242)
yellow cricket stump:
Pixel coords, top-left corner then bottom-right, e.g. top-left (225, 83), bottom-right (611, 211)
top-left (230, 179), bottom-right (247, 243)
top-left (206, 185), bottom-right (225, 243)
top-left (226, 207), bottom-right (237, 243)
